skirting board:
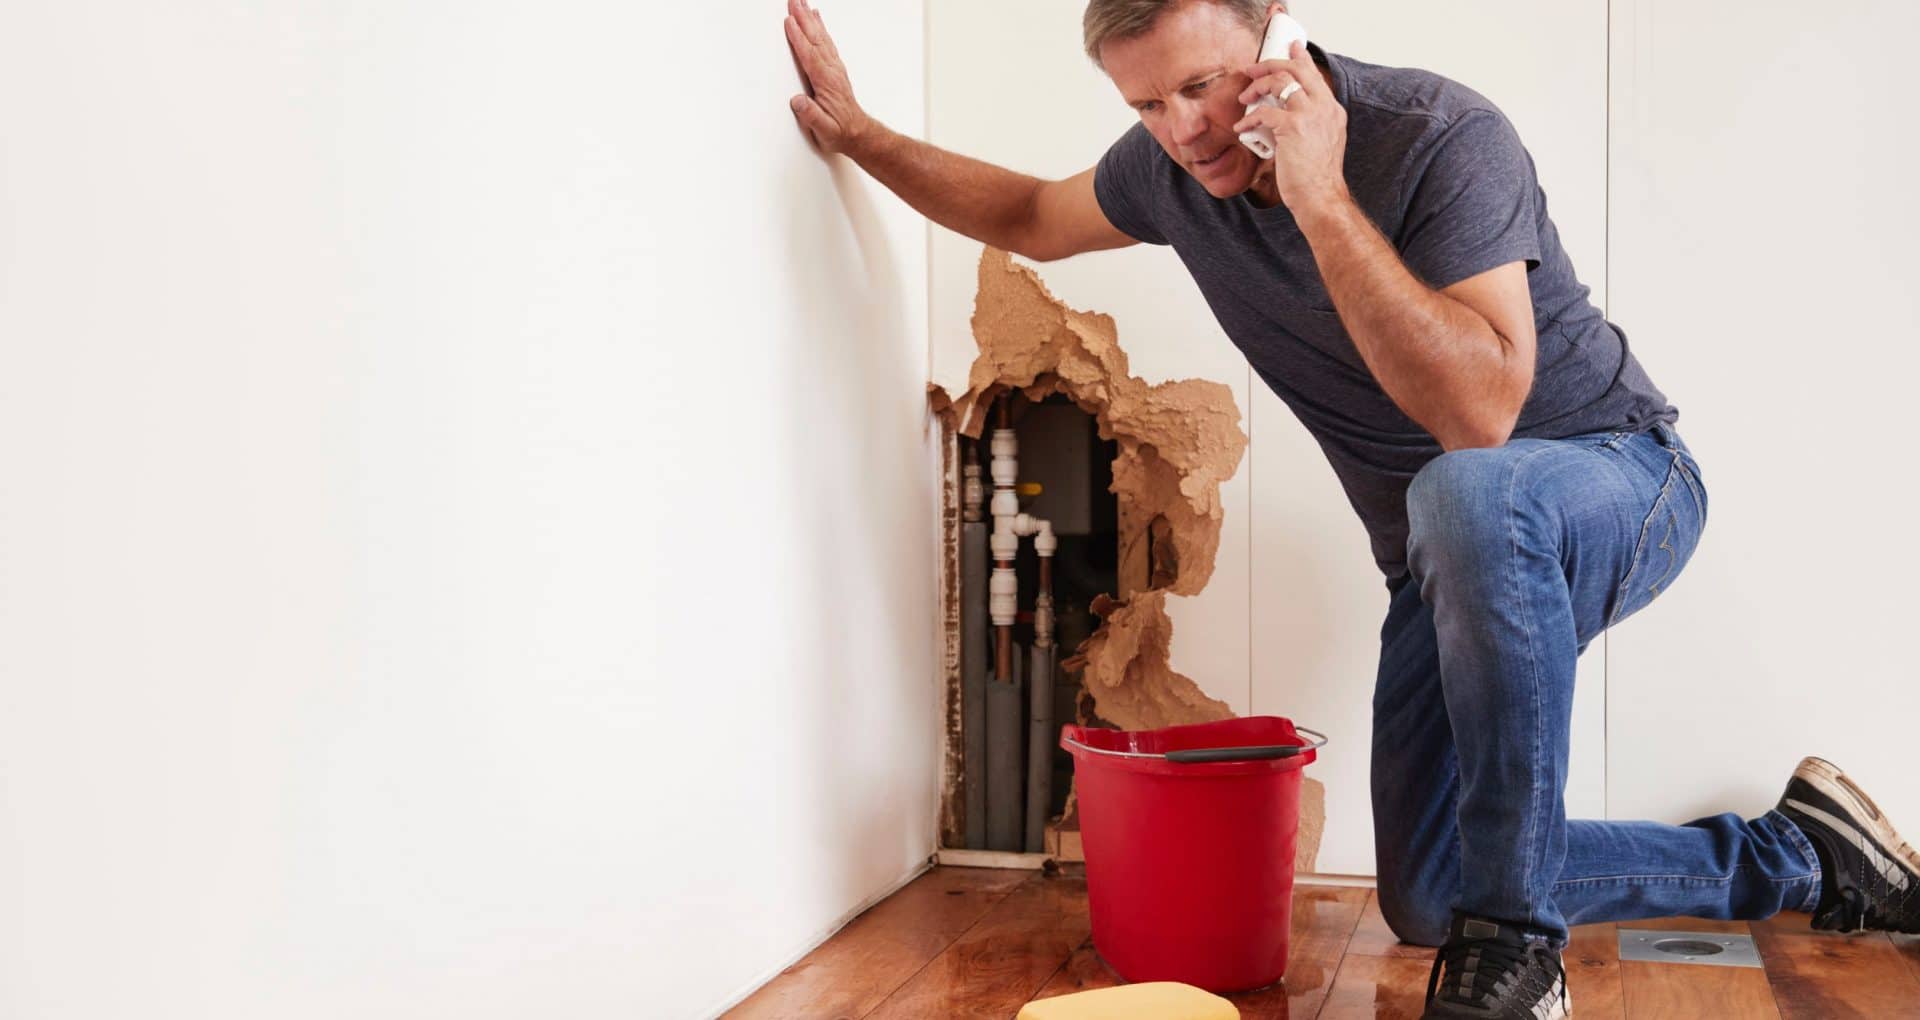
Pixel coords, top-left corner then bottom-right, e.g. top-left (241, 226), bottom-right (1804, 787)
top-left (935, 848), bottom-right (1050, 870)
top-left (932, 847), bottom-right (1377, 889)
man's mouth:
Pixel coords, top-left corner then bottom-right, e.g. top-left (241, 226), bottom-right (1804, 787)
top-left (1193, 146), bottom-right (1233, 170)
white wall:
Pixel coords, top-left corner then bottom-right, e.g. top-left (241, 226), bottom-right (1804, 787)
top-left (929, 1), bottom-right (1611, 876)
top-left (0, 4), bottom-right (935, 1019)
top-left (1604, 0), bottom-right (1920, 832)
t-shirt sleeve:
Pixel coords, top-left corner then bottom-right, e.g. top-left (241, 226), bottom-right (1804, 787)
top-left (1396, 108), bottom-right (1543, 290)
top-left (1093, 122), bottom-right (1171, 246)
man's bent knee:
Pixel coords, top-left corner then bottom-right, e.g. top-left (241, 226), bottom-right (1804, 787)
top-left (1404, 448), bottom-right (1519, 586)
top-left (1375, 877), bottom-right (1453, 948)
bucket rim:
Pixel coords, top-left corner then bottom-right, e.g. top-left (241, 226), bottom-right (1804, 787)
top-left (1061, 725), bottom-right (1328, 763)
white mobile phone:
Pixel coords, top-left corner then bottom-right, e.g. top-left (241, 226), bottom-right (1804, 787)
top-left (1238, 13), bottom-right (1310, 159)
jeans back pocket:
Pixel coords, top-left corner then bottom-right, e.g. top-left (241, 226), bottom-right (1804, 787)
top-left (1608, 449), bottom-right (1706, 627)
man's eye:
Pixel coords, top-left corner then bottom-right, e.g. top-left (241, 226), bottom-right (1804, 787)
top-left (1140, 101), bottom-right (1160, 113)
top-left (1185, 79), bottom-right (1213, 96)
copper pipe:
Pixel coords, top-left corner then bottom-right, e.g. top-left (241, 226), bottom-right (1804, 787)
top-left (995, 627), bottom-right (1012, 681)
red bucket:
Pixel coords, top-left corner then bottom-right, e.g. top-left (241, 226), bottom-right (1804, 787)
top-left (1060, 716), bottom-right (1324, 993)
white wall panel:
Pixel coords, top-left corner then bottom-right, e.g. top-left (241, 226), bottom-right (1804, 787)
top-left (0, 3), bottom-right (934, 1018)
top-left (1605, 0), bottom-right (1920, 831)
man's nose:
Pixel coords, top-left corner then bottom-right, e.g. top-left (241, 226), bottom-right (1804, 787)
top-left (1170, 101), bottom-right (1209, 147)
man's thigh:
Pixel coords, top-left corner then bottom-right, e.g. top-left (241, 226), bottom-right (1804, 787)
top-left (1407, 428), bottom-right (1704, 647)
top-left (1539, 427), bottom-right (1707, 642)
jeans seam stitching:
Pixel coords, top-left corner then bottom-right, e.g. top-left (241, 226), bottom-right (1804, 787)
top-left (1609, 454), bottom-right (1683, 626)
top-left (1505, 444), bottom-right (1559, 930)
top-left (1552, 873), bottom-right (1812, 886)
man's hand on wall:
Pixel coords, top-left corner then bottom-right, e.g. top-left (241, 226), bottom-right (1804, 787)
top-left (785, 0), bottom-right (873, 155)
top-left (1235, 39), bottom-right (1350, 214)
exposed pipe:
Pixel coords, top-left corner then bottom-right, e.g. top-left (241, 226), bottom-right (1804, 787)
top-left (986, 649), bottom-right (1025, 850)
top-left (1024, 582), bottom-right (1057, 853)
top-left (983, 392), bottom-right (1060, 851)
top-left (961, 445), bottom-right (989, 850)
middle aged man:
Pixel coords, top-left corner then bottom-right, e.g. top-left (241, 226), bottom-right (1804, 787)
top-left (783, 1), bottom-right (1920, 1016)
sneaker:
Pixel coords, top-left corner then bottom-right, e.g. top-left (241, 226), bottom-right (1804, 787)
top-left (1421, 913), bottom-right (1570, 1020)
top-left (1774, 755), bottom-right (1920, 934)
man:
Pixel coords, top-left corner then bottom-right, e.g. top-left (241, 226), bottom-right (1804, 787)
top-left (784, 0), bottom-right (1920, 1015)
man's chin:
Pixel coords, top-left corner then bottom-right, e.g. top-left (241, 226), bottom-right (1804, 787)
top-left (1198, 177), bottom-right (1244, 199)
top-left (1187, 153), bottom-right (1252, 198)
top-left (1196, 172), bottom-right (1251, 199)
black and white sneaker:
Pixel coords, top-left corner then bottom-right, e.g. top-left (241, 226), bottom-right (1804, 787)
top-left (1774, 755), bottom-right (1920, 934)
top-left (1421, 913), bottom-right (1570, 1019)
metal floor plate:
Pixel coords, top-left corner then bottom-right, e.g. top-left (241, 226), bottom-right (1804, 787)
top-left (1617, 929), bottom-right (1763, 968)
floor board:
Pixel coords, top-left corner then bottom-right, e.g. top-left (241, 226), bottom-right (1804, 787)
top-left (1563, 921), bottom-right (1625, 1020)
top-left (724, 867), bottom-right (1030, 1020)
top-left (1751, 914), bottom-right (1920, 1019)
top-left (1898, 934), bottom-right (1920, 989)
top-left (728, 868), bottom-right (1920, 1019)
top-left (863, 873), bottom-right (1090, 1019)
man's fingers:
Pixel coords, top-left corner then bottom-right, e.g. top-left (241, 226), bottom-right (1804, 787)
top-left (785, 15), bottom-right (816, 67)
top-left (790, 95), bottom-right (844, 149)
top-left (816, 9), bottom-right (843, 61)
top-left (1238, 72), bottom-right (1303, 105)
top-left (803, 4), bottom-right (844, 63)
top-left (1232, 105), bottom-right (1288, 135)
top-left (796, 1), bottom-right (829, 48)
top-left (1242, 43), bottom-right (1325, 99)
top-left (1284, 40), bottom-right (1328, 96)
top-left (791, 95), bottom-right (823, 130)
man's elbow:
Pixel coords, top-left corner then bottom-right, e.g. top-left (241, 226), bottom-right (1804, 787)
top-left (1436, 399), bottom-right (1525, 451)
top-left (1457, 363), bottom-right (1533, 449)
top-left (1014, 231), bottom-right (1073, 263)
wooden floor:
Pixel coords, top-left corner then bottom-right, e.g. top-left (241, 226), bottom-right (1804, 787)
top-left (726, 867), bottom-right (1920, 1019)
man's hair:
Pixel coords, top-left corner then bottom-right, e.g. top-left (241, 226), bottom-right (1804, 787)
top-left (1082, 0), bottom-right (1270, 69)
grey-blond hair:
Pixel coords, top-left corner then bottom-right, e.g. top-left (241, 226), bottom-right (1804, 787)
top-left (1083, 0), bottom-right (1271, 69)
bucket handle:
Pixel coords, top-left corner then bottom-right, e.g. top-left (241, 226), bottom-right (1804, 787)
top-left (1063, 726), bottom-right (1328, 763)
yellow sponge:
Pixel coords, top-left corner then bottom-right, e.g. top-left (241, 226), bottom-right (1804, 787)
top-left (1016, 982), bottom-right (1239, 1020)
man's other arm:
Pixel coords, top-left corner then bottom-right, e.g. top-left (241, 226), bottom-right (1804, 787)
top-left (785, 0), bottom-right (1135, 263)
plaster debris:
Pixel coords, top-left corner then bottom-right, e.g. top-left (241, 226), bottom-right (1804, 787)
top-left (928, 248), bottom-right (1246, 598)
top-left (931, 248), bottom-right (1325, 873)
top-left (1060, 592), bottom-right (1234, 731)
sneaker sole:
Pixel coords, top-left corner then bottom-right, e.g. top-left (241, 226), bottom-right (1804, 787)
top-left (1788, 756), bottom-right (1920, 883)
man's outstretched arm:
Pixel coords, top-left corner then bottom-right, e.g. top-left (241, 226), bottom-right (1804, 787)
top-left (784, 0), bottom-right (1134, 263)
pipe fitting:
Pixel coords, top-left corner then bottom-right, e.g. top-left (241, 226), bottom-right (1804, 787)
top-left (989, 569), bottom-right (1019, 625)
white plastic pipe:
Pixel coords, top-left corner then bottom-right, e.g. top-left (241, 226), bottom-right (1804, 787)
top-left (987, 428), bottom-right (1054, 628)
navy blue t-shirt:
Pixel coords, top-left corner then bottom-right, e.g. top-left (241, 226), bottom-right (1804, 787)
top-left (1095, 42), bottom-right (1677, 580)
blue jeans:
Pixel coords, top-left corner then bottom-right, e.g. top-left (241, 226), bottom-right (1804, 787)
top-left (1371, 421), bottom-right (1823, 948)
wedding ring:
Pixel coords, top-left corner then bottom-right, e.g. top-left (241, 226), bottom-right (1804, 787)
top-left (1276, 81), bottom-right (1303, 107)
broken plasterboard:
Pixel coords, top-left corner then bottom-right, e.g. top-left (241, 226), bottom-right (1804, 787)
top-left (929, 248), bottom-right (1326, 872)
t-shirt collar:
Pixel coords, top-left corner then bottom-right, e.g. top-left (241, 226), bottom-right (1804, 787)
top-left (1305, 40), bottom-right (1347, 107)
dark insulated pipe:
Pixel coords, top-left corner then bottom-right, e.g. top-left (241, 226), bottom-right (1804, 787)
top-left (960, 448), bottom-right (989, 849)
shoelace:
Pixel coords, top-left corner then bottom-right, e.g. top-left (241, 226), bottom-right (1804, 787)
top-left (1424, 935), bottom-right (1535, 1006)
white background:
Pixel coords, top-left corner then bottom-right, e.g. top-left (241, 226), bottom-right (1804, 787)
top-left (1, 3), bottom-right (936, 1018)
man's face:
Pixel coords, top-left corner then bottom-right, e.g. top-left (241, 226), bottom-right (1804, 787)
top-left (1100, 0), bottom-right (1275, 199)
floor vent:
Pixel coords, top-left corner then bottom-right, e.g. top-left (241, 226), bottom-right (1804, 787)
top-left (1616, 929), bottom-right (1762, 968)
